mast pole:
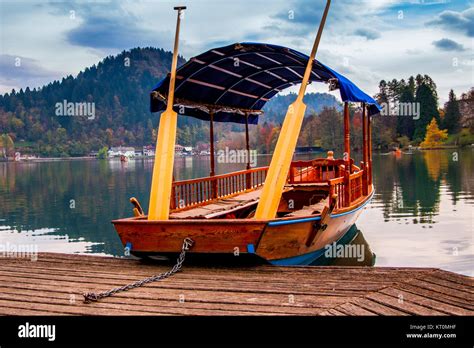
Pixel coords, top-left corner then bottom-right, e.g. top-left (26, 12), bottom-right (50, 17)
top-left (148, 6), bottom-right (186, 220)
top-left (255, 0), bottom-right (331, 219)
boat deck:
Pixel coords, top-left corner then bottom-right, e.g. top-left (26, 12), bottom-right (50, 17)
top-left (170, 187), bottom-right (264, 219)
top-left (0, 253), bottom-right (472, 316)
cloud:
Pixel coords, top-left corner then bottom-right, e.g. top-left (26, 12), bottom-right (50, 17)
top-left (48, 1), bottom-right (171, 50)
top-left (0, 54), bottom-right (61, 93)
top-left (354, 28), bottom-right (381, 40)
top-left (67, 16), bottom-right (166, 50)
top-left (432, 38), bottom-right (466, 51)
top-left (426, 7), bottom-right (474, 37)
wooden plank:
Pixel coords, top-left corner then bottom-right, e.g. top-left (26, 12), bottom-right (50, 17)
top-left (397, 283), bottom-right (474, 310)
top-left (0, 262), bottom-right (404, 287)
top-left (0, 288), bottom-right (320, 316)
top-left (365, 289), bottom-right (447, 316)
top-left (404, 278), bottom-right (472, 303)
top-left (0, 281), bottom-right (350, 312)
top-left (418, 275), bottom-right (474, 294)
top-left (430, 269), bottom-right (474, 286)
top-left (349, 298), bottom-right (409, 316)
top-left (333, 302), bottom-right (377, 316)
top-left (379, 287), bottom-right (473, 315)
top-left (0, 262), bottom-right (400, 288)
top-left (0, 271), bottom-right (380, 298)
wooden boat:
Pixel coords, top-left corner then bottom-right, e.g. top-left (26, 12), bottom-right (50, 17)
top-left (112, 2), bottom-right (382, 265)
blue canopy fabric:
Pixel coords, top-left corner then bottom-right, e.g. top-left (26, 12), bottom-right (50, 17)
top-left (151, 42), bottom-right (381, 124)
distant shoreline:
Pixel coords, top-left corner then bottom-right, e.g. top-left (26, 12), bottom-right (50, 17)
top-left (3, 146), bottom-right (471, 163)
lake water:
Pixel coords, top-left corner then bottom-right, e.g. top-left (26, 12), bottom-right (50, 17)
top-left (1, 149), bottom-right (473, 275)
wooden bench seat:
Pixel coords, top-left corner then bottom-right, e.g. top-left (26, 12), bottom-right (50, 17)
top-left (284, 197), bottom-right (329, 217)
top-left (170, 186), bottom-right (295, 219)
top-left (170, 188), bottom-right (264, 219)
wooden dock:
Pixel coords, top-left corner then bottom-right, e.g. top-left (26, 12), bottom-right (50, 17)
top-left (0, 253), bottom-right (472, 316)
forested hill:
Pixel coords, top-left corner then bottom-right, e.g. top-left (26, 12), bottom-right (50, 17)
top-left (0, 47), bottom-right (341, 156)
top-left (263, 92), bottom-right (341, 124)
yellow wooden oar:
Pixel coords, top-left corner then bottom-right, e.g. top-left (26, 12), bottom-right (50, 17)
top-left (255, 0), bottom-right (331, 219)
top-left (148, 6), bottom-right (186, 220)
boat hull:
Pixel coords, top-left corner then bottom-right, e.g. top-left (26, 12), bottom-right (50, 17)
top-left (112, 191), bottom-right (373, 266)
top-left (256, 194), bottom-right (372, 265)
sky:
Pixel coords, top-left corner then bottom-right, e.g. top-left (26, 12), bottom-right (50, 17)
top-left (0, 0), bottom-right (472, 104)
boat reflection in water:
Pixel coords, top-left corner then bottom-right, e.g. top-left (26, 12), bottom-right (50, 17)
top-left (310, 225), bottom-right (376, 266)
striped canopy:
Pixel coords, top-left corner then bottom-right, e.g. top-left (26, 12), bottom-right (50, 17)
top-left (151, 42), bottom-right (381, 124)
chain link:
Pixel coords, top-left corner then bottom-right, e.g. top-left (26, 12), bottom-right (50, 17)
top-left (83, 237), bottom-right (194, 303)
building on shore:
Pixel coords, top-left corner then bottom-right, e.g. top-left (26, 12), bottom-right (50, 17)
top-left (143, 145), bottom-right (155, 157)
top-left (108, 146), bottom-right (136, 158)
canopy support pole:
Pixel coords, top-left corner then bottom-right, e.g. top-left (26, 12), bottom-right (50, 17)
top-left (255, 0), bottom-right (331, 219)
top-left (209, 110), bottom-right (217, 199)
top-left (148, 6), bottom-right (186, 220)
top-left (361, 103), bottom-right (368, 195)
top-left (209, 110), bottom-right (216, 177)
top-left (343, 102), bottom-right (351, 206)
top-left (368, 113), bottom-right (373, 186)
top-left (245, 113), bottom-right (250, 171)
top-left (344, 102), bottom-right (351, 170)
top-left (245, 113), bottom-right (251, 189)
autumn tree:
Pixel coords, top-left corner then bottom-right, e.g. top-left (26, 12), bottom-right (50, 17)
top-left (420, 118), bottom-right (448, 148)
top-left (0, 134), bottom-right (14, 158)
top-left (317, 107), bottom-right (343, 152)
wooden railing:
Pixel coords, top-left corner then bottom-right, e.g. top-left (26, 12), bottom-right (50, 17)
top-left (170, 157), bottom-right (370, 212)
top-left (349, 170), bottom-right (364, 203)
top-left (289, 159), bottom-right (347, 184)
top-left (329, 169), bottom-right (366, 210)
top-left (171, 167), bottom-right (268, 210)
top-left (329, 176), bottom-right (346, 210)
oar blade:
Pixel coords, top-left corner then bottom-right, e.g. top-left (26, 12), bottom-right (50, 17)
top-left (148, 108), bottom-right (178, 220)
top-left (255, 100), bottom-right (306, 219)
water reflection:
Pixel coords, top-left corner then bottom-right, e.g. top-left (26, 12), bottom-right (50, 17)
top-left (371, 149), bottom-right (473, 224)
top-left (0, 149), bottom-right (472, 274)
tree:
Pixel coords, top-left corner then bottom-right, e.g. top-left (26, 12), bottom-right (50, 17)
top-left (420, 118), bottom-right (448, 148)
top-left (414, 83), bottom-right (439, 142)
top-left (317, 107), bottom-right (343, 152)
top-left (397, 86), bottom-right (416, 138)
top-left (0, 134), bottom-right (14, 158)
top-left (97, 146), bottom-right (108, 159)
top-left (442, 90), bottom-right (461, 134)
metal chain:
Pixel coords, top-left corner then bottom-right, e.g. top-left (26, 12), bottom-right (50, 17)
top-left (83, 237), bottom-right (194, 303)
